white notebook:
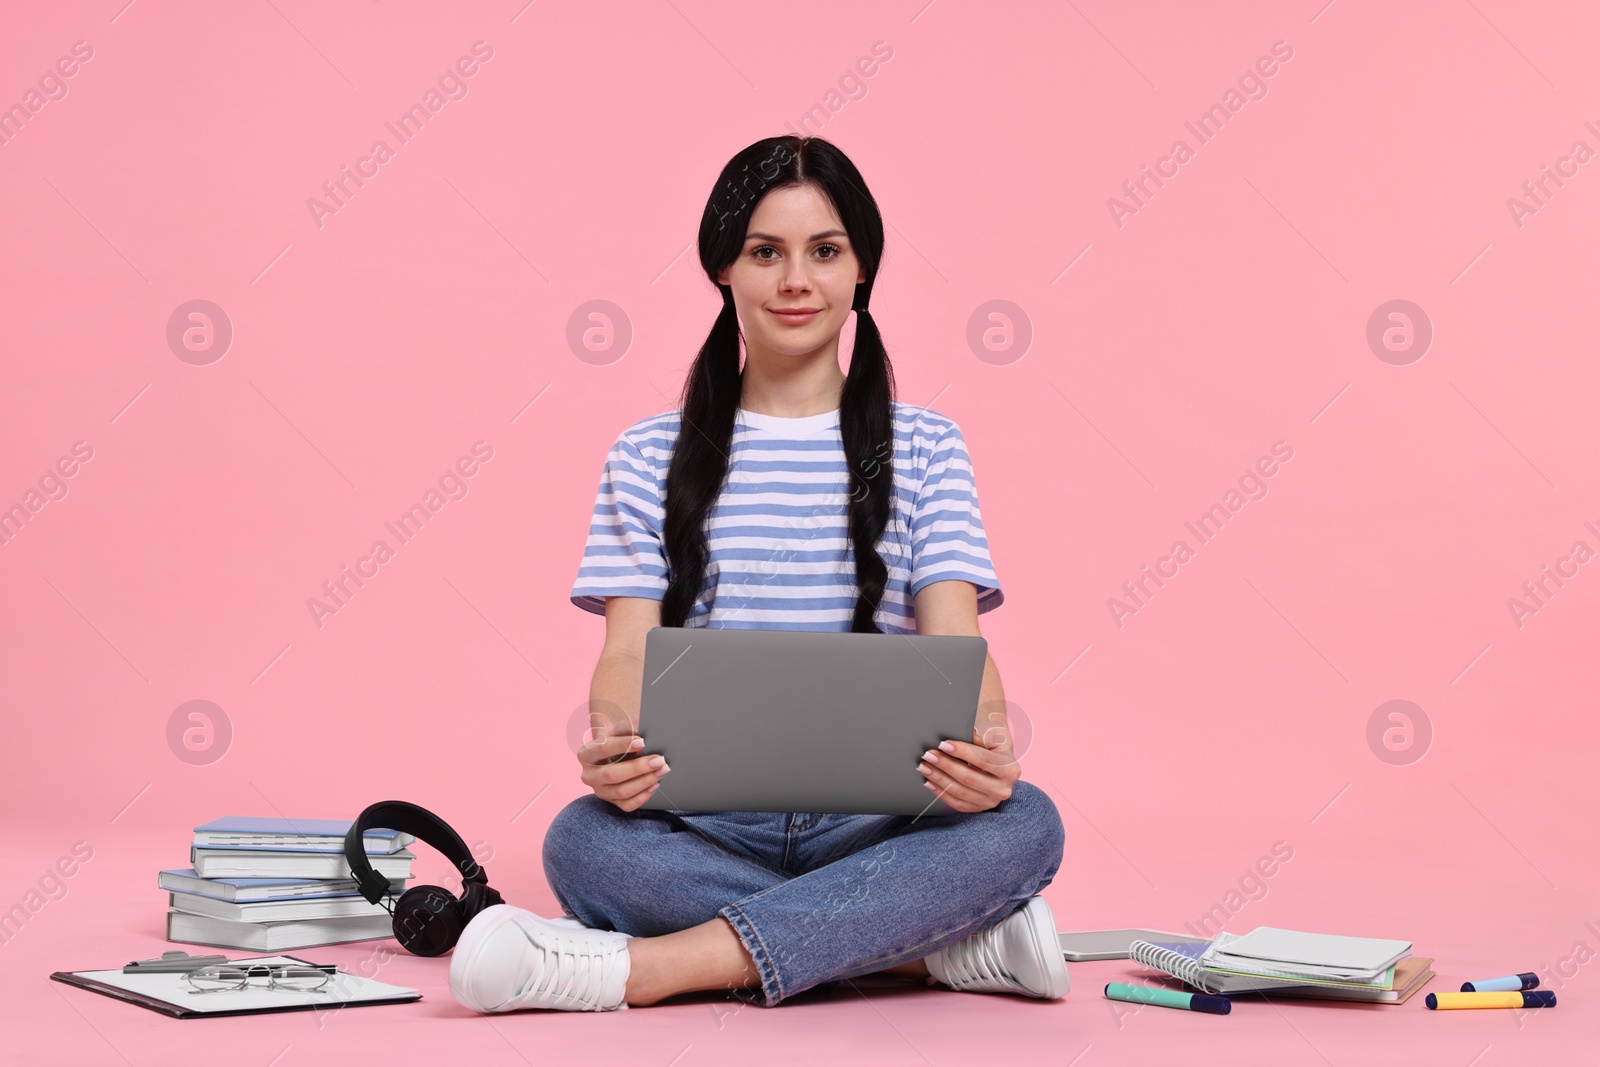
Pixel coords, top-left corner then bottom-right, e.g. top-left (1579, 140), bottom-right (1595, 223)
top-left (1201, 926), bottom-right (1412, 980)
top-left (1129, 939), bottom-right (1321, 995)
top-left (1130, 933), bottom-right (1405, 996)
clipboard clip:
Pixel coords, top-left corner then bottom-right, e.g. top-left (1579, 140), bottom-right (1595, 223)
top-left (124, 950), bottom-right (232, 974)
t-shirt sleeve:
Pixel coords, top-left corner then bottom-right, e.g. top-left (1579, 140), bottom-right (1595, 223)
top-left (909, 421), bottom-right (1003, 613)
top-left (570, 430), bottom-right (670, 615)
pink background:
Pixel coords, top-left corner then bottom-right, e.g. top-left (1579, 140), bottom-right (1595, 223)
top-left (3, 0), bottom-right (1596, 1061)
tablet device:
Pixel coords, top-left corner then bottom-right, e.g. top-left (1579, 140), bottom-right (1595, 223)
top-left (632, 626), bottom-right (989, 815)
top-left (1057, 929), bottom-right (1210, 961)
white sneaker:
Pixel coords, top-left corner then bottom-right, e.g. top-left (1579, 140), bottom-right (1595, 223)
top-left (924, 896), bottom-right (1070, 999)
top-left (448, 904), bottom-right (634, 1012)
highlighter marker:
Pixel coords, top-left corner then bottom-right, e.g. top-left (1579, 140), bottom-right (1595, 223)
top-left (1426, 990), bottom-right (1556, 1010)
top-left (1460, 972), bottom-right (1539, 992)
top-left (1105, 982), bottom-right (1231, 1015)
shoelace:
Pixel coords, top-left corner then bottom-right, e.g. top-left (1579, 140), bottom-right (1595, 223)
top-left (943, 926), bottom-right (1013, 990)
top-left (518, 929), bottom-right (624, 1010)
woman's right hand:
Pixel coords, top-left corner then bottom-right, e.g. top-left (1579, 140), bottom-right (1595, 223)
top-left (577, 730), bottom-right (670, 811)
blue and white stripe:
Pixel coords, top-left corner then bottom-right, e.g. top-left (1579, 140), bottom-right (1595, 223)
top-left (571, 401), bottom-right (1002, 632)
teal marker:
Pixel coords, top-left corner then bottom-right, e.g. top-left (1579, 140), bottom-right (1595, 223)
top-left (1105, 982), bottom-right (1231, 1015)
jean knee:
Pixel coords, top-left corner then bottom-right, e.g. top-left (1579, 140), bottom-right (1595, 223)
top-left (1001, 780), bottom-right (1065, 883)
top-left (542, 794), bottom-right (618, 888)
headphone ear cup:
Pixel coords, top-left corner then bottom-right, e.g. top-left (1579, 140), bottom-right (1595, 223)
top-left (458, 880), bottom-right (503, 926)
top-left (458, 881), bottom-right (484, 922)
top-left (391, 884), bottom-right (464, 957)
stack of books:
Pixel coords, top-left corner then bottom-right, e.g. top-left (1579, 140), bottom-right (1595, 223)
top-left (1131, 926), bottom-right (1435, 1004)
top-left (160, 817), bottom-right (415, 951)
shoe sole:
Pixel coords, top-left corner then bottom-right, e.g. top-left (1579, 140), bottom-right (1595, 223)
top-left (1015, 897), bottom-right (1071, 999)
top-left (448, 903), bottom-right (522, 1013)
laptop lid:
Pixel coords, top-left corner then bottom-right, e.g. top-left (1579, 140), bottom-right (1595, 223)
top-left (634, 626), bottom-right (989, 816)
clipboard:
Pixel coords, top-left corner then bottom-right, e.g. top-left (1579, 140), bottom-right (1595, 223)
top-left (50, 954), bottom-right (420, 1019)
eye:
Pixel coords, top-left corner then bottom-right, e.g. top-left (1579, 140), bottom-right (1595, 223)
top-left (749, 243), bottom-right (846, 262)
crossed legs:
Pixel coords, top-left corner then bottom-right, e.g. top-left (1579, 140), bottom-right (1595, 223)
top-left (544, 782), bottom-right (1064, 1007)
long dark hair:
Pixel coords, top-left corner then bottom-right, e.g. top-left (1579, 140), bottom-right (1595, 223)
top-left (659, 135), bottom-right (897, 632)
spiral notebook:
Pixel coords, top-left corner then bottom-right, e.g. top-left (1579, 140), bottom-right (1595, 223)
top-left (1130, 933), bottom-right (1432, 1002)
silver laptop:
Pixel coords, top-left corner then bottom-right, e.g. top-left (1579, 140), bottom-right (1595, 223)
top-left (634, 626), bottom-right (989, 816)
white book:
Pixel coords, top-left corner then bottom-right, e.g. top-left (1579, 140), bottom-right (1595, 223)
top-left (169, 891), bottom-right (394, 924)
top-left (166, 910), bottom-right (395, 951)
top-left (157, 869), bottom-right (405, 902)
top-left (190, 847), bottom-right (413, 881)
top-left (192, 816), bottom-right (415, 855)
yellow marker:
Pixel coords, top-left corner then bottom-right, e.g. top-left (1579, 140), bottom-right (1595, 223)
top-left (1426, 990), bottom-right (1556, 1010)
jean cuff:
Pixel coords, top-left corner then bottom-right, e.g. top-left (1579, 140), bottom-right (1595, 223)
top-left (719, 902), bottom-right (784, 1007)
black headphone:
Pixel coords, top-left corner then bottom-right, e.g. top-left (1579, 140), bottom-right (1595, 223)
top-left (344, 800), bottom-right (504, 957)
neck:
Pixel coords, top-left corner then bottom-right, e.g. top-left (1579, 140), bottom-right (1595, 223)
top-left (739, 350), bottom-right (846, 418)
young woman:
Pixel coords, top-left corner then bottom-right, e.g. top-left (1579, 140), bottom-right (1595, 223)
top-left (448, 135), bottom-right (1067, 1013)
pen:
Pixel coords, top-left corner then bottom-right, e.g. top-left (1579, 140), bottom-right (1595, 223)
top-left (124, 951), bottom-right (231, 973)
top-left (1105, 982), bottom-right (1231, 1015)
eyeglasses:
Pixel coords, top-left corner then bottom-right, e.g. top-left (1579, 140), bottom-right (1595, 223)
top-left (185, 964), bottom-right (333, 995)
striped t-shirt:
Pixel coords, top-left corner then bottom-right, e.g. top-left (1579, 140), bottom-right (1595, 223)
top-left (570, 401), bottom-right (1002, 632)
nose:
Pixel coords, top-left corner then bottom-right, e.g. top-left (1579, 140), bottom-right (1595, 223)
top-left (779, 259), bottom-right (813, 293)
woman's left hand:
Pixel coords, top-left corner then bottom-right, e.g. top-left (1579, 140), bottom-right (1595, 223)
top-left (917, 710), bottom-right (1022, 813)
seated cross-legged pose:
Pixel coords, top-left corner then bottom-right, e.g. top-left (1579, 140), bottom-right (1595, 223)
top-left (449, 134), bottom-right (1068, 1013)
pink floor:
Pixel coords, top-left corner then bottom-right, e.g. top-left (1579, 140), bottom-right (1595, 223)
top-left (8, 817), bottom-right (1593, 1065)
top-left (5, 0), bottom-right (1600, 1061)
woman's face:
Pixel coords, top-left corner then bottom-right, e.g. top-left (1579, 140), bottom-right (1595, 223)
top-left (717, 183), bottom-right (866, 361)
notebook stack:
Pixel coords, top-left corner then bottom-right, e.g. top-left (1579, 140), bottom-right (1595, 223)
top-left (161, 817), bottom-right (414, 951)
top-left (1131, 926), bottom-right (1435, 1004)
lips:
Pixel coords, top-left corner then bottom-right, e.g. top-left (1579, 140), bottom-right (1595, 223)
top-left (769, 307), bottom-right (821, 324)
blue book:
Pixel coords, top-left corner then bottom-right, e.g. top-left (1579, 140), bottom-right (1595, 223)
top-left (192, 817), bottom-right (414, 855)
top-left (157, 869), bottom-right (405, 903)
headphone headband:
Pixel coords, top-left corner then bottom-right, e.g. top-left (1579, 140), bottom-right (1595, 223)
top-left (345, 800), bottom-right (486, 905)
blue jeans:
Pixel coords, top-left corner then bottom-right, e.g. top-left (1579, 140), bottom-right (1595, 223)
top-left (542, 779), bottom-right (1065, 1007)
